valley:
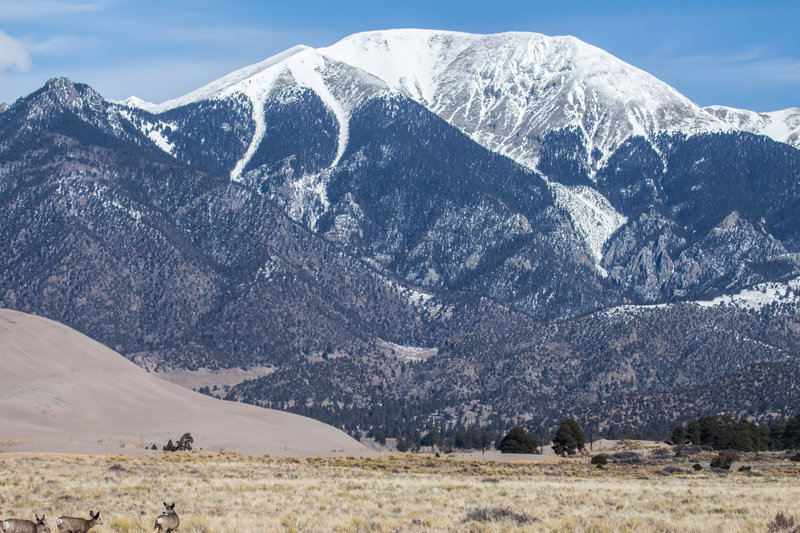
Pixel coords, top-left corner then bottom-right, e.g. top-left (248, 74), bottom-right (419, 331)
top-left (2, 449), bottom-right (799, 532)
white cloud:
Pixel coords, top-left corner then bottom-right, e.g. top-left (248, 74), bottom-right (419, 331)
top-left (0, 0), bottom-right (110, 19)
top-left (27, 35), bottom-right (103, 55)
top-left (0, 31), bottom-right (31, 72)
top-left (666, 48), bottom-right (800, 84)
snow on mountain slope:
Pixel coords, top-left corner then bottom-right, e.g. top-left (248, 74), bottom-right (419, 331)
top-left (120, 45), bottom-right (390, 182)
top-left (118, 107), bottom-right (177, 154)
top-left (704, 105), bottom-right (800, 149)
top-left (548, 180), bottom-right (627, 275)
top-left (123, 29), bottom-right (733, 175)
top-left (608, 276), bottom-right (800, 315)
top-left (695, 276), bottom-right (800, 311)
top-left (322, 30), bottom-right (729, 170)
top-left (120, 30), bottom-right (787, 273)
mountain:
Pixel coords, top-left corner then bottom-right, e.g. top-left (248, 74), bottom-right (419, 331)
top-left (0, 309), bottom-right (365, 456)
top-left (1, 29), bottom-right (799, 436)
top-left (229, 278), bottom-right (800, 436)
top-left (705, 105), bottom-right (800, 149)
top-left (119, 29), bottom-right (800, 305)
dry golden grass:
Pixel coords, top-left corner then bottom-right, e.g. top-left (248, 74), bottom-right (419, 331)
top-left (1, 450), bottom-right (799, 532)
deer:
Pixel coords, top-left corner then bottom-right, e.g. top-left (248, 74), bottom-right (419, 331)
top-left (152, 502), bottom-right (179, 533)
top-left (56, 511), bottom-right (102, 533)
top-left (2, 514), bottom-right (51, 533)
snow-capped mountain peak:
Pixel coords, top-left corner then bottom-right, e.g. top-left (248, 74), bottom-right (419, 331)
top-left (322, 29), bottom-right (731, 169)
top-left (122, 30), bottom-right (730, 168)
top-left (704, 105), bottom-right (800, 149)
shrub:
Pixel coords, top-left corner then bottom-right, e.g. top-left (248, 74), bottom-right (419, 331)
top-left (738, 465), bottom-right (752, 472)
top-left (789, 452), bottom-right (800, 462)
top-left (710, 451), bottom-right (740, 470)
top-left (109, 518), bottom-right (134, 533)
top-left (465, 507), bottom-right (535, 525)
top-left (611, 451), bottom-right (642, 464)
top-left (767, 511), bottom-right (797, 532)
top-left (611, 451), bottom-right (639, 460)
top-left (371, 428), bottom-right (386, 446)
top-left (693, 463), bottom-right (703, 471)
top-left (591, 454), bottom-right (608, 466)
top-left (674, 443), bottom-right (715, 454)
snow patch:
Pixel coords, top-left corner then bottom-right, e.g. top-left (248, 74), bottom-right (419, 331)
top-left (287, 54), bottom-right (349, 169)
top-left (704, 105), bottom-right (800, 149)
top-left (547, 180), bottom-right (626, 275)
top-left (377, 339), bottom-right (437, 362)
top-left (605, 277), bottom-right (800, 316)
top-left (117, 108), bottom-right (177, 155)
top-left (694, 278), bottom-right (800, 311)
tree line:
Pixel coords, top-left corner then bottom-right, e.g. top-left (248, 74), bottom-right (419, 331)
top-left (671, 414), bottom-right (800, 452)
top-left (368, 413), bottom-right (800, 455)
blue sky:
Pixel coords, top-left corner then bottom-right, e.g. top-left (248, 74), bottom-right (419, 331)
top-left (1, 0), bottom-right (798, 111)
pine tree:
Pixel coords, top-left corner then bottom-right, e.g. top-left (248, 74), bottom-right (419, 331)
top-left (176, 433), bottom-right (194, 451)
top-left (687, 419), bottom-right (702, 445)
top-left (497, 426), bottom-right (539, 454)
top-left (783, 414), bottom-right (800, 449)
top-left (671, 425), bottom-right (686, 445)
top-left (552, 418), bottom-right (585, 456)
top-left (421, 429), bottom-right (441, 449)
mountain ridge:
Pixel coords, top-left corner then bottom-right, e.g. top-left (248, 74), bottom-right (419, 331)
top-left (2, 29), bottom-right (799, 437)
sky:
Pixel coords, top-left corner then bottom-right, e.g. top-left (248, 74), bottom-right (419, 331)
top-left (0, 0), bottom-right (799, 112)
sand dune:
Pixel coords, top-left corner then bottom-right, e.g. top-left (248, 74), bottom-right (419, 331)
top-left (0, 309), bottom-right (367, 456)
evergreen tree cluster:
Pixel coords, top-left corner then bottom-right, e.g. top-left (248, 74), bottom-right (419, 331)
top-left (672, 414), bottom-right (800, 451)
top-left (162, 433), bottom-right (194, 452)
top-left (379, 423), bottom-right (499, 453)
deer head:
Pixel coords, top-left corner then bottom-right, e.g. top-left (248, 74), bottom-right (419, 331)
top-left (35, 515), bottom-right (50, 533)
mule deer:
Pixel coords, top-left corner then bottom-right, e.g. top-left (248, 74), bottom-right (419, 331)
top-left (152, 502), bottom-right (179, 533)
top-left (2, 514), bottom-right (51, 533)
top-left (56, 511), bottom-right (102, 533)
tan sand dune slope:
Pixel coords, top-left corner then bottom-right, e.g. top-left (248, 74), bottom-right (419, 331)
top-left (0, 309), bottom-right (367, 456)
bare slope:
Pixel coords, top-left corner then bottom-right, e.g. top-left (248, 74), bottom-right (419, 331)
top-left (0, 309), bottom-right (366, 456)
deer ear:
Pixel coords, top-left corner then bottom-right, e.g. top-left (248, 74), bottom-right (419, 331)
top-left (35, 514), bottom-right (41, 521)
top-left (163, 501), bottom-right (168, 507)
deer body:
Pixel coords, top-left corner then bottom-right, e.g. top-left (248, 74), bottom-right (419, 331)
top-left (56, 511), bottom-right (102, 533)
top-left (3, 515), bottom-right (51, 533)
top-left (152, 502), bottom-right (179, 533)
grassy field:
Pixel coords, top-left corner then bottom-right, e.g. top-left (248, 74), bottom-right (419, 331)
top-left (1, 448), bottom-right (799, 532)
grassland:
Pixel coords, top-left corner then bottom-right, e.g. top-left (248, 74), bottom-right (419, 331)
top-left (1, 449), bottom-right (799, 532)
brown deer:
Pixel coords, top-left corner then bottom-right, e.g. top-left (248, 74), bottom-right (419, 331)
top-left (152, 502), bottom-right (179, 533)
top-left (56, 511), bottom-right (102, 533)
top-left (2, 514), bottom-right (51, 533)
